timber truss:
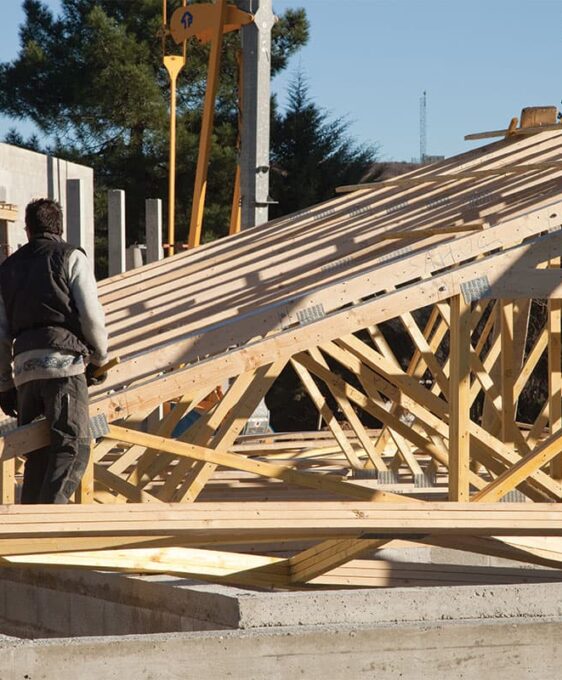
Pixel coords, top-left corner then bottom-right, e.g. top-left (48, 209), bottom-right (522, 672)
top-left (1, 120), bottom-right (562, 589)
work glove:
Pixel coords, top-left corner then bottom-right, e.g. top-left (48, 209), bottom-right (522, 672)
top-left (0, 387), bottom-right (17, 418)
top-left (86, 363), bottom-right (108, 387)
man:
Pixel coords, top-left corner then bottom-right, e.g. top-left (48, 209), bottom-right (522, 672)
top-left (0, 198), bottom-right (108, 504)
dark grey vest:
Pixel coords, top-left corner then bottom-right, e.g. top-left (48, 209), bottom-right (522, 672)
top-left (0, 233), bottom-right (90, 357)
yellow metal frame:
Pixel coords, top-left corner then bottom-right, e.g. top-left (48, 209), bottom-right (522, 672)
top-left (229, 49), bottom-right (243, 236)
top-left (162, 1), bottom-right (253, 254)
top-left (163, 54), bottom-right (186, 257)
top-left (187, 0), bottom-right (229, 249)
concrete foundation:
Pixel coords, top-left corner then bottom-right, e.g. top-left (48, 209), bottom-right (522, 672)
top-left (0, 618), bottom-right (560, 680)
top-left (0, 546), bottom-right (560, 678)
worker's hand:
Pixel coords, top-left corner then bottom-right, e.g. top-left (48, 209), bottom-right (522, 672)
top-left (0, 387), bottom-right (17, 418)
top-left (86, 363), bottom-right (108, 387)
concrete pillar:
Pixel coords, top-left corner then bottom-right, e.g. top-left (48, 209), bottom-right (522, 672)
top-left (66, 179), bottom-right (94, 261)
top-left (144, 198), bottom-right (165, 434)
top-left (238, 0), bottom-right (275, 229)
top-left (145, 199), bottom-right (163, 263)
top-left (126, 245), bottom-right (143, 270)
top-left (0, 186), bottom-right (9, 262)
top-left (108, 190), bottom-right (126, 276)
top-left (235, 1), bottom-right (275, 428)
top-left (47, 156), bottom-right (61, 201)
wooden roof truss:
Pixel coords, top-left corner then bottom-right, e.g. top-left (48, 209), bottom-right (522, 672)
top-left (1, 126), bottom-right (562, 589)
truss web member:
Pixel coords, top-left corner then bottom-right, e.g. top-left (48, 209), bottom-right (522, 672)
top-left (0, 198), bottom-right (108, 504)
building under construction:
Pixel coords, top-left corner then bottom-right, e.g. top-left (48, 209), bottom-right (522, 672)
top-left (0, 1), bottom-right (561, 677)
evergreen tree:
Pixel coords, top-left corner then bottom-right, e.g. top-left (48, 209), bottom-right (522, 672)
top-left (0, 0), bottom-right (309, 264)
top-left (267, 74), bottom-right (382, 431)
top-left (270, 72), bottom-right (380, 218)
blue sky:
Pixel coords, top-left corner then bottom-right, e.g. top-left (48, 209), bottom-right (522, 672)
top-left (1, 0), bottom-right (561, 161)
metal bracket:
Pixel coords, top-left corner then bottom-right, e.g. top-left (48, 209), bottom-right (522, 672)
top-left (89, 413), bottom-right (110, 439)
top-left (297, 303), bottom-right (326, 326)
top-left (460, 275), bottom-right (492, 303)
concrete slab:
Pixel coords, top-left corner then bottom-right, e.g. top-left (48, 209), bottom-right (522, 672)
top-left (0, 618), bottom-right (561, 680)
top-left (0, 550), bottom-right (560, 678)
top-left (0, 559), bottom-right (562, 639)
top-left (234, 581), bottom-right (562, 628)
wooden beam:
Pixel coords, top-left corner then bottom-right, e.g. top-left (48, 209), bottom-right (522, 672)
top-left (401, 311), bottom-right (449, 399)
top-left (132, 390), bottom-right (208, 482)
top-left (379, 225), bottom-right (484, 238)
top-left (500, 300), bottom-right (516, 448)
top-left (449, 295), bottom-right (471, 501)
top-left (291, 351), bottom-right (491, 489)
top-left (311, 557), bottom-right (562, 588)
top-left (4, 547), bottom-right (290, 589)
top-left (176, 359), bottom-right (288, 502)
top-left (96, 211), bottom-right (561, 394)
top-left (333, 334), bottom-right (561, 500)
top-left (76, 446), bottom-right (94, 504)
top-left (548, 260), bottom-right (562, 478)
top-left (465, 123), bottom-right (562, 140)
top-left (372, 310), bottom-right (445, 472)
top-left (94, 464), bottom-right (162, 504)
top-left (290, 358), bottom-right (363, 469)
top-left (0, 503), bottom-right (560, 542)
top-left (0, 457), bottom-right (15, 505)
top-left (288, 537), bottom-right (387, 583)
top-left (104, 425), bottom-right (407, 503)
top-left (472, 429), bottom-right (562, 502)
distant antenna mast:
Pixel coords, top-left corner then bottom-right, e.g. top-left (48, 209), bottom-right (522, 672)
top-left (419, 90), bottom-right (427, 163)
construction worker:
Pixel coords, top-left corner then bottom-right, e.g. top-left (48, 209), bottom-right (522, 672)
top-left (0, 198), bottom-right (108, 504)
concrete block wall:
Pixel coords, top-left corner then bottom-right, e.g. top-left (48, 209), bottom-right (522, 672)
top-left (0, 143), bottom-right (94, 260)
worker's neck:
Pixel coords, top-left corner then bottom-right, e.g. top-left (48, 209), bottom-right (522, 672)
top-left (27, 232), bottom-right (63, 243)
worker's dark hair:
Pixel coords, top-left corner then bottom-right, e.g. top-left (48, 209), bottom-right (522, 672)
top-left (25, 199), bottom-right (63, 236)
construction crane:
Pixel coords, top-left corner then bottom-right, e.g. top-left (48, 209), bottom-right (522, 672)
top-left (161, 0), bottom-right (253, 253)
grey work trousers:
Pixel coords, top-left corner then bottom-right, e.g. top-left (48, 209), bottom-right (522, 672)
top-left (17, 375), bottom-right (91, 504)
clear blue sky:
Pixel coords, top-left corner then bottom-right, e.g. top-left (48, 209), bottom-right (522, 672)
top-left (1, 0), bottom-right (561, 161)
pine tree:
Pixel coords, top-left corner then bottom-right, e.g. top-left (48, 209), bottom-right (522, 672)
top-left (270, 72), bottom-right (380, 219)
top-left (267, 73), bottom-right (382, 431)
top-left (0, 0), bottom-right (309, 260)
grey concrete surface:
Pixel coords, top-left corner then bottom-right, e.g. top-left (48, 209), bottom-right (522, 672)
top-left (0, 561), bottom-right (562, 639)
top-left (108, 189), bottom-right (126, 275)
top-left (66, 178), bottom-right (90, 260)
top-left (0, 567), bottom-right (239, 638)
top-left (234, 580), bottom-right (562, 629)
top-left (0, 143), bottom-right (94, 258)
top-left (0, 552), bottom-right (561, 678)
top-left (145, 198), bottom-right (163, 263)
top-left (0, 618), bottom-right (560, 680)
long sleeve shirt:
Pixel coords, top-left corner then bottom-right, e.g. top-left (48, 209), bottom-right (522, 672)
top-left (0, 249), bottom-right (108, 390)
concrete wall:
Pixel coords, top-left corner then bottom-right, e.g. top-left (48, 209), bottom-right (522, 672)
top-left (0, 144), bottom-right (94, 259)
top-left (0, 619), bottom-right (562, 680)
top-left (0, 567), bottom-right (237, 638)
top-left (0, 562), bottom-right (561, 678)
